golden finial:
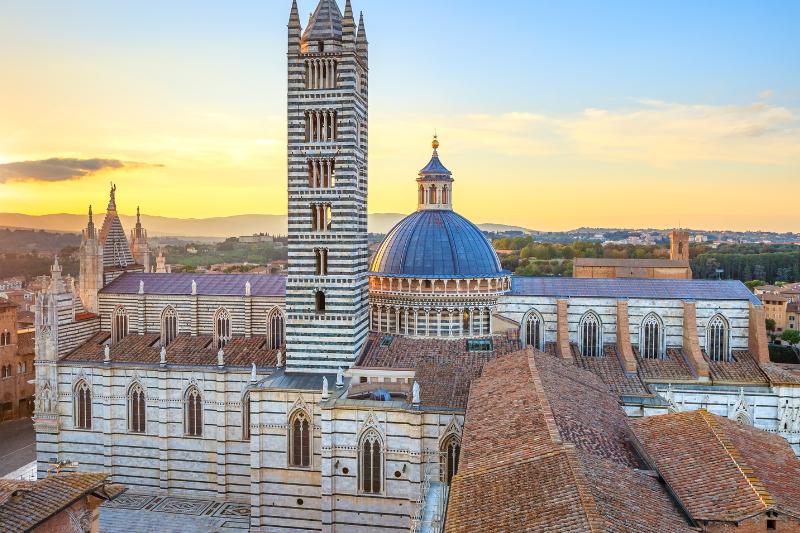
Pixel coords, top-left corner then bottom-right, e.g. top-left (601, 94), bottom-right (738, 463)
top-left (432, 134), bottom-right (439, 151)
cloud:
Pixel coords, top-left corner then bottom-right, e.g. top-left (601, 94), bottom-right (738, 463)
top-left (759, 89), bottom-right (774, 98)
top-left (0, 157), bottom-right (162, 183)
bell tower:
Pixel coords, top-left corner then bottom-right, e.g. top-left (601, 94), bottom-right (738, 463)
top-left (670, 229), bottom-right (690, 261)
top-left (285, 0), bottom-right (369, 372)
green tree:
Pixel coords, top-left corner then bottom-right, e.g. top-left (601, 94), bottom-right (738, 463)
top-left (745, 279), bottom-right (767, 291)
top-left (765, 318), bottom-right (776, 333)
top-left (780, 329), bottom-right (800, 345)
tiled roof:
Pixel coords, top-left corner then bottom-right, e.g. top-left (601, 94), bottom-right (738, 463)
top-left (355, 332), bottom-right (520, 409)
top-left (445, 349), bottom-right (693, 533)
top-left (0, 472), bottom-right (123, 531)
top-left (572, 343), bottom-right (649, 396)
top-left (759, 363), bottom-right (800, 385)
top-left (510, 277), bottom-right (761, 304)
top-left (706, 349), bottom-right (768, 385)
top-left (369, 210), bottom-right (506, 279)
top-left (631, 409), bottom-right (800, 523)
top-left (636, 347), bottom-right (696, 382)
top-left (418, 151), bottom-right (452, 178)
top-left (0, 297), bottom-right (17, 309)
top-left (62, 332), bottom-right (280, 368)
top-left (100, 272), bottom-right (286, 297)
top-left (574, 257), bottom-right (690, 268)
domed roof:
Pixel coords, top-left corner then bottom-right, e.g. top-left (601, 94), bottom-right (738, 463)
top-left (370, 210), bottom-right (505, 278)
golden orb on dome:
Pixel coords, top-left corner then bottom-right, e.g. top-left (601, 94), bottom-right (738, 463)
top-left (432, 135), bottom-right (439, 150)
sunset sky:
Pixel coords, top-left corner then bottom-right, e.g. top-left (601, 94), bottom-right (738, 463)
top-left (1, 0), bottom-right (798, 231)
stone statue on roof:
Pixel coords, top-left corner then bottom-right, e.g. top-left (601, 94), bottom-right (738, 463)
top-left (412, 381), bottom-right (420, 404)
top-left (321, 376), bottom-right (329, 400)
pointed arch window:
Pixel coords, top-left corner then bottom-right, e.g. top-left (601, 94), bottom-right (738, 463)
top-left (441, 434), bottom-right (461, 484)
top-left (524, 311), bottom-right (543, 350)
top-left (161, 306), bottom-right (178, 347)
top-left (214, 308), bottom-right (231, 349)
top-left (289, 410), bottom-right (311, 467)
top-left (242, 392), bottom-right (251, 441)
top-left (580, 312), bottom-right (602, 357)
top-left (360, 430), bottom-right (383, 494)
top-left (111, 306), bottom-right (129, 344)
top-left (640, 313), bottom-right (663, 359)
top-left (315, 291), bottom-right (326, 314)
top-left (184, 386), bottom-right (203, 437)
top-left (707, 315), bottom-right (729, 362)
top-left (74, 380), bottom-right (92, 429)
top-left (267, 308), bottom-right (285, 350)
top-left (441, 185), bottom-right (449, 205)
top-left (129, 383), bottom-right (146, 433)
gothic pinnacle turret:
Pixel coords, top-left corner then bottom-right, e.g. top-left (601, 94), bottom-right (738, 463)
top-left (342, 0), bottom-right (355, 46)
top-left (356, 11), bottom-right (367, 64)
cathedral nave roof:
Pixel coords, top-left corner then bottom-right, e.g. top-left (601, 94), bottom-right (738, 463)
top-left (100, 272), bottom-right (286, 297)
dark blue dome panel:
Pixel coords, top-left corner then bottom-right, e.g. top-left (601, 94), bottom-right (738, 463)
top-left (370, 210), bottom-right (505, 278)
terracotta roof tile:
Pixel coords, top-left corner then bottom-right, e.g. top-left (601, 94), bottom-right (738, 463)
top-left (62, 332), bottom-right (280, 368)
top-left (445, 349), bottom-right (692, 532)
top-left (355, 332), bottom-right (520, 409)
top-left (706, 349), bottom-right (768, 385)
top-left (631, 409), bottom-right (800, 523)
top-left (0, 472), bottom-right (122, 531)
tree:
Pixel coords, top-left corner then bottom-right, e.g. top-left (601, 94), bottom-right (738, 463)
top-left (745, 279), bottom-right (767, 291)
top-left (765, 318), bottom-right (776, 333)
top-left (780, 329), bottom-right (800, 346)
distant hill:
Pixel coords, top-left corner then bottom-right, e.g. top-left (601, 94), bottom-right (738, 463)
top-left (0, 212), bottom-right (539, 239)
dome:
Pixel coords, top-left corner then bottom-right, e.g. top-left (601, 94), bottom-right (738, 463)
top-left (370, 210), bottom-right (505, 278)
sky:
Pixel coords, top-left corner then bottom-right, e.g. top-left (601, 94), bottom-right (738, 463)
top-left (0, 0), bottom-right (798, 232)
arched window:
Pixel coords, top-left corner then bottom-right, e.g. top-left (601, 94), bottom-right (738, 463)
top-left (441, 434), bottom-right (461, 484)
top-left (418, 184), bottom-right (424, 205)
top-left (242, 392), bottom-right (251, 441)
top-left (267, 308), bottom-right (285, 350)
top-left (580, 312), bottom-right (602, 357)
top-left (707, 314), bottom-right (729, 362)
top-left (111, 306), bottom-right (128, 344)
top-left (360, 430), bottom-right (382, 494)
top-left (74, 380), bottom-right (92, 429)
top-left (289, 410), bottom-right (311, 467)
top-left (214, 308), bottom-right (231, 349)
top-left (5, 332), bottom-right (10, 345)
top-left (161, 306), bottom-right (178, 347)
top-left (640, 313), bottom-right (663, 359)
top-left (0, 330), bottom-right (5, 346)
top-left (315, 291), bottom-right (326, 314)
top-left (429, 186), bottom-right (437, 204)
top-left (524, 311), bottom-right (543, 350)
top-left (129, 383), bottom-right (146, 433)
top-left (184, 386), bottom-right (203, 437)
top-left (441, 185), bottom-right (448, 205)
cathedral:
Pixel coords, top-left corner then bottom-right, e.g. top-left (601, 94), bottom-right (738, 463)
top-left (32, 1), bottom-right (800, 532)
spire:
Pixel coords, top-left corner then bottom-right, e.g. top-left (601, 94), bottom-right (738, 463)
top-left (356, 11), bottom-right (368, 63)
top-left (136, 205), bottom-right (141, 223)
top-left (288, 0), bottom-right (302, 52)
top-left (48, 255), bottom-right (65, 294)
top-left (302, 0), bottom-right (343, 43)
top-left (342, 0), bottom-right (355, 45)
top-left (85, 204), bottom-right (96, 240)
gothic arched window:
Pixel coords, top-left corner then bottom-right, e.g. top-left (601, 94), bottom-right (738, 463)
top-left (315, 291), bottom-right (326, 314)
top-left (267, 308), bottom-right (285, 350)
top-left (640, 313), bottom-right (663, 359)
top-left (360, 430), bottom-right (382, 494)
top-left (184, 386), bottom-right (203, 437)
top-left (111, 306), bottom-right (128, 344)
top-left (289, 410), bottom-right (311, 467)
top-left (214, 308), bottom-right (231, 349)
top-left (129, 383), bottom-right (146, 433)
top-left (161, 306), bottom-right (178, 347)
top-left (74, 380), bottom-right (92, 429)
top-left (441, 434), bottom-right (461, 484)
top-left (580, 312), bottom-right (602, 357)
top-left (524, 311), bottom-right (543, 350)
top-left (242, 392), bottom-right (251, 441)
top-left (707, 314), bottom-right (729, 362)
top-left (441, 185), bottom-right (449, 205)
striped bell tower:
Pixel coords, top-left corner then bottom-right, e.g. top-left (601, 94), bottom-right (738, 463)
top-left (286, 0), bottom-right (369, 372)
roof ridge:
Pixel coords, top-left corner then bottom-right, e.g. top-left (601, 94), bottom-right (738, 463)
top-left (698, 409), bottom-right (776, 509)
top-left (561, 446), bottom-right (608, 533)
top-left (526, 349), bottom-right (563, 445)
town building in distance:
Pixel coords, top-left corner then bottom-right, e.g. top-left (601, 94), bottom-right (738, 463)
top-left (30, 1), bottom-right (800, 531)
